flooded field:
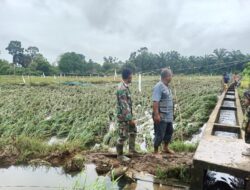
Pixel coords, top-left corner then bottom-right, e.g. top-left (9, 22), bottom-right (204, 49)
top-left (0, 165), bottom-right (188, 190)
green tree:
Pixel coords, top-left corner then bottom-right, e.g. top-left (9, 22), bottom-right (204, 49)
top-left (26, 46), bottom-right (39, 58)
top-left (102, 56), bottom-right (121, 74)
top-left (13, 53), bottom-right (32, 68)
top-left (5, 41), bottom-right (24, 64)
top-left (211, 48), bottom-right (228, 63)
top-left (0, 59), bottom-right (12, 74)
top-left (243, 62), bottom-right (250, 77)
top-left (58, 52), bottom-right (86, 75)
top-left (31, 54), bottom-right (56, 75)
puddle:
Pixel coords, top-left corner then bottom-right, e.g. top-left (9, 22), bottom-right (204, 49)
top-left (0, 166), bottom-right (77, 189)
top-left (0, 164), bottom-right (100, 190)
top-left (223, 101), bottom-right (235, 108)
top-left (0, 165), bottom-right (187, 190)
top-left (123, 173), bottom-right (187, 190)
top-left (124, 181), bottom-right (186, 190)
top-left (204, 170), bottom-right (245, 190)
top-left (214, 131), bottom-right (239, 139)
top-left (218, 110), bottom-right (236, 126)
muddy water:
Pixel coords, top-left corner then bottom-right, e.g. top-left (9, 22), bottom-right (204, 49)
top-left (0, 165), bottom-right (187, 190)
top-left (218, 110), bottom-right (236, 126)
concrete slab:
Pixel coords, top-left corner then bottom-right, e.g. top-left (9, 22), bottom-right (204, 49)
top-left (194, 138), bottom-right (250, 176)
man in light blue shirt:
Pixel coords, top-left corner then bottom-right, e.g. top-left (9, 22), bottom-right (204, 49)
top-left (152, 68), bottom-right (174, 158)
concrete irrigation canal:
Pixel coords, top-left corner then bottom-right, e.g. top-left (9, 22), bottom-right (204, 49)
top-left (191, 85), bottom-right (250, 190)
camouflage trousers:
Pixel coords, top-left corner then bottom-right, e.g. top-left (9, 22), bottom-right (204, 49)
top-left (117, 121), bottom-right (137, 151)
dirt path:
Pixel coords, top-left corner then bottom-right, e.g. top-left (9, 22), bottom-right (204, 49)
top-left (87, 152), bottom-right (194, 176)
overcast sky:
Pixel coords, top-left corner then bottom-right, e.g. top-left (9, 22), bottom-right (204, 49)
top-left (0, 0), bottom-right (250, 63)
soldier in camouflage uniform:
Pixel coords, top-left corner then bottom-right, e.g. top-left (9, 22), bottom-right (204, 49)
top-left (242, 90), bottom-right (250, 156)
top-left (116, 68), bottom-right (137, 162)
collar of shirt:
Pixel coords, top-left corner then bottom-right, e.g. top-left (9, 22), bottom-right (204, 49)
top-left (160, 80), bottom-right (169, 87)
top-left (122, 80), bottom-right (129, 88)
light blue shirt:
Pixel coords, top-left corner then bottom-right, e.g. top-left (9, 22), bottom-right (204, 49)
top-left (152, 81), bottom-right (174, 122)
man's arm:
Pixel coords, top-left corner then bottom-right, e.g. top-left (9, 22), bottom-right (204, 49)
top-left (153, 101), bottom-right (161, 124)
top-left (152, 84), bottom-right (162, 124)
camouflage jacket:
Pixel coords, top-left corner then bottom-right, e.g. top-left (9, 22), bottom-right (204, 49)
top-left (116, 81), bottom-right (132, 122)
top-left (243, 106), bottom-right (250, 143)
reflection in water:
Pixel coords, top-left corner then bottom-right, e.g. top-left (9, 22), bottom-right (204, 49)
top-left (0, 165), bottom-right (77, 189)
top-left (124, 182), bottom-right (186, 190)
top-left (0, 165), bottom-right (187, 190)
top-left (0, 164), bottom-right (100, 190)
top-left (204, 170), bottom-right (245, 190)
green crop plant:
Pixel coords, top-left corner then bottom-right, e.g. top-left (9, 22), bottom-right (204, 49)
top-left (0, 75), bottom-right (221, 151)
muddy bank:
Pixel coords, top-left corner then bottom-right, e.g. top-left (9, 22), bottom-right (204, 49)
top-left (0, 144), bottom-right (193, 182)
top-left (88, 152), bottom-right (193, 177)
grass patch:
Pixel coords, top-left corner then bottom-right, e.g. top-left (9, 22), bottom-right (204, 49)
top-left (0, 136), bottom-right (86, 164)
top-left (169, 140), bottom-right (197, 152)
top-left (156, 164), bottom-right (191, 183)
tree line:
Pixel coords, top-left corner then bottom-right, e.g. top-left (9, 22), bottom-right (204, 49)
top-left (0, 40), bottom-right (250, 76)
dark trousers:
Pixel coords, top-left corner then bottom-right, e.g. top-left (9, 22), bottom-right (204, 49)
top-left (154, 121), bottom-right (173, 148)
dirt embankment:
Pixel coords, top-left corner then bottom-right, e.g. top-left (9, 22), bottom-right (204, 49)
top-left (0, 145), bottom-right (193, 182)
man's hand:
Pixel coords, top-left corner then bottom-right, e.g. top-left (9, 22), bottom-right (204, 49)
top-left (153, 113), bottom-right (161, 124)
top-left (129, 120), bottom-right (136, 127)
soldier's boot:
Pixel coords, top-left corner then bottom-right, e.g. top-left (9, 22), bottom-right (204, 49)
top-left (128, 134), bottom-right (140, 157)
top-left (242, 148), bottom-right (250, 156)
top-left (116, 144), bottom-right (130, 162)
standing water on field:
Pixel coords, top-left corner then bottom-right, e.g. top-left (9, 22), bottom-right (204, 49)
top-left (0, 165), bottom-right (188, 190)
top-left (0, 164), bottom-right (100, 190)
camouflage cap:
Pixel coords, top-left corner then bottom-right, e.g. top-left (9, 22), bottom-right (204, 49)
top-left (244, 90), bottom-right (250, 100)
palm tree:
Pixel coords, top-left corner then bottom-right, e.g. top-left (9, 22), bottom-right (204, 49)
top-left (211, 48), bottom-right (228, 63)
top-left (228, 50), bottom-right (245, 61)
